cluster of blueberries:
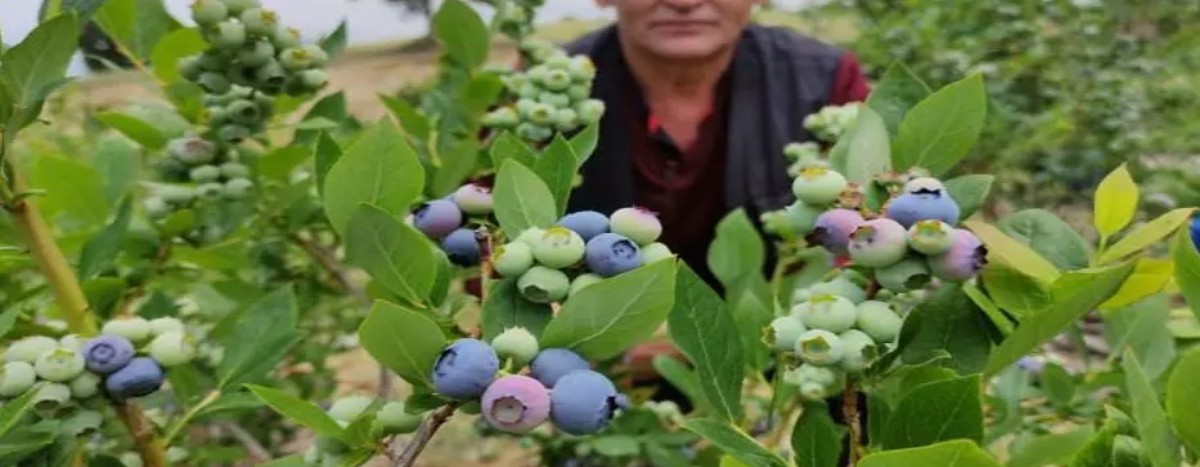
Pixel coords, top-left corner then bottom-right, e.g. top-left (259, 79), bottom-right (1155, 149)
top-left (492, 207), bottom-right (673, 304)
top-left (802, 103), bottom-right (860, 143)
top-left (409, 183), bottom-right (496, 267)
top-left (482, 43), bottom-right (605, 143)
top-left (0, 317), bottom-right (195, 412)
top-left (145, 136), bottom-right (255, 220)
top-left (488, 0), bottom-right (545, 39)
top-left (303, 396), bottom-right (423, 465)
top-left (432, 328), bottom-right (625, 436)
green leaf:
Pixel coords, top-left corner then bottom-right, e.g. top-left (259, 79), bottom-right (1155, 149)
top-left (891, 73), bottom-right (987, 175)
top-left (681, 419), bottom-right (788, 467)
top-left (569, 123), bottom-right (600, 166)
top-left (92, 134), bottom-right (139, 206)
top-left (962, 282), bottom-right (1013, 337)
top-left (257, 146), bottom-right (312, 181)
top-left (246, 385), bottom-right (346, 440)
top-left (294, 117), bottom-right (341, 131)
top-left (998, 209), bottom-right (1092, 271)
top-left (42, 0), bottom-right (106, 20)
top-left (358, 300), bottom-right (447, 391)
top-left (792, 402), bottom-right (845, 467)
top-left (429, 138), bottom-right (482, 198)
top-left (1093, 164), bottom-right (1139, 239)
top-left (727, 275), bottom-right (774, 371)
top-left (652, 355), bottom-right (707, 413)
top-left (0, 309), bottom-right (23, 340)
top-left (489, 130), bottom-right (538, 169)
top-left (534, 135), bottom-right (579, 216)
top-left (492, 159), bottom-right (558, 236)
top-left (31, 154), bottom-right (110, 226)
top-left (1067, 415), bottom-right (1125, 467)
top-left (1101, 258), bottom-right (1173, 311)
top-left (838, 104), bottom-right (891, 185)
top-left (481, 279), bottom-right (552, 341)
top-left (1103, 294), bottom-right (1175, 379)
top-left (217, 288), bottom-right (302, 389)
top-left (707, 209), bottom-right (766, 288)
top-left (1040, 363), bottom-right (1075, 409)
top-left (667, 263), bottom-right (744, 422)
top-left (294, 92), bottom-right (356, 145)
top-left (1166, 346), bottom-right (1200, 455)
top-left (322, 121), bottom-right (425, 235)
top-left (864, 62), bottom-right (931, 137)
top-left (0, 13), bottom-right (78, 107)
top-left (1172, 227), bottom-right (1200, 322)
top-left (1005, 428), bottom-right (1095, 467)
top-left (318, 20), bottom-right (348, 57)
top-left (860, 439), bottom-right (1001, 467)
top-left (77, 196), bottom-right (133, 280)
top-left (94, 0), bottom-right (180, 62)
top-left (314, 132), bottom-right (342, 198)
top-left (0, 388), bottom-right (40, 437)
top-left (432, 0), bottom-right (490, 70)
top-left (944, 174), bottom-right (993, 221)
top-left (94, 112), bottom-right (168, 150)
top-left (882, 374), bottom-right (984, 449)
top-left (897, 284), bottom-right (992, 374)
top-left (964, 220), bottom-right (1061, 285)
top-left (83, 277), bottom-right (126, 318)
top-left (150, 27), bottom-right (206, 83)
top-left (344, 204), bottom-right (438, 305)
top-left (1097, 208), bottom-right (1195, 266)
top-left (254, 455), bottom-right (307, 467)
top-left (592, 435), bottom-right (641, 457)
top-left (980, 264), bottom-right (1050, 320)
top-left (540, 260), bottom-right (677, 360)
top-left (380, 94), bottom-right (432, 142)
top-left (1123, 349), bottom-right (1180, 467)
top-left (984, 262), bottom-right (1135, 376)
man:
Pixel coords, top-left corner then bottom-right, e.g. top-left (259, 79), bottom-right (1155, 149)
top-left (560, 0), bottom-right (871, 458)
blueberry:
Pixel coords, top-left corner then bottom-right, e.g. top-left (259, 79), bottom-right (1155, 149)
top-left (328, 395), bottom-right (374, 422)
top-left (532, 227), bottom-right (587, 268)
top-left (784, 364), bottom-right (845, 402)
top-left (550, 370), bottom-right (620, 435)
top-left (807, 209), bottom-right (864, 256)
top-left (568, 273), bottom-right (603, 296)
top-left (198, 71), bottom-right (232, 94)
top-left (585, 233), bottom-right (643, 278)
top-left (526, 102), bottom-right (557, 126)
top-left (848, 218), bottom-right (909, 267)
top-left (222, 178), bottom-right (254, 199)
top-left (197, 182), bottom-right (225, 199)
top-left (300, 44), bottom-right (329, 67)
top-left (792, 167), bottom-right (848, 206)
top-left (517, 266), bottom-right (570, 303)
top-left (452, 184), bottom-right (494, 215)
top-left (59, 334), bottom-right (86, 351)
top-left (278, 47), bottom-right (315, 71)
top-left (211, 21), bottom-right (247, 50)
top-left (218, 124), bottom-right (250, 144)
top-left (490, 327), bottom-right (539, 368)
top-left (567, 84), bottom-right (590, 102)
top-left (189, 165), bottom-right (221, 183)
top-left (784, 201), bottom-right (823, 236)
top-left (190, 0), bottom-right (229, 27)
top-left (838, 330), bottom-right (877, 373)
top-left (255, 61), bottom-right (287, 89)
top-left (143, 196), bottom-right (171, 219)
top-left (227, 99), bottom-right (261, 125)
top-left (876, 257), bottom-right (933, 292)
top-left (34, 382), bottom-right (72, 412)
top-left (492, 242), bottom-right (534, 278)
top-left (515, 228), bottom-right (546, 248)
top-left (482, 107), bottom-right (519, 128)
top-left (33, 346), bottom-right (85, 382)
top-left (167, 136), bottom-right (216, 165)
top-left (575, 99), bottom-right (606, 125)
top-left (272, 27), bottom-right (301, 50)
top-left (374, 401), bottom-right (422, 435)
top-left (928, 229), bottom-right (987, 282)
top-left (432, 339), bottom-right (499, 399)
top-left (412, 199), bottom-right (463, 239)
top-left (609, 207), bottom-right (662, 245)
top-left (795, 330), bottom-right (845, 366)
top-left (219, 0), bottom-right (260, 15)
top-left (148, 331), bottom-right (197, 367)
top-left (907, 219), bottom-right (955, 255)
top-left (769, 316), bottom-right (807, 352)
top-left (442, 228), bottom-right (481, 266)
top-left (529, 348), bottom-right (589, 388)
top-left (553, 108), bottom-right (580, 131)
top-left (807, 276), bottom-right (867, 304)
top-left (566, 56), bottom-right (596, 82)
top-left (297, 69), bottom-right (328, 91)
top-left (0, 361), bottom-right (36, 397)
top-left (557, 211), bottom-right (610, 242)
top-left (1190, 217), bottom-right (1200, 252)
top-left (639, 242), bottom-right (674, 264)
top-left (482, 375), bottom-right (551, 433)
top-left (239, 8), bottom-right (277, 37)
top-left (795, 294), bottom-right (857, 333)
top-left (237, 39), bottom-right (275, 67)
top-left (5, 336), bottom-right (58, 363)
top-left (855, 301), bottom-right (903, 343)
top-left (885, 177), bottom-right (961, 228)
top-left (69, 372), bottom-right (102, 399)
top-left (105, 357), bottom-right (165, 399)
top-left (81, 335), bottom-right (136, 374)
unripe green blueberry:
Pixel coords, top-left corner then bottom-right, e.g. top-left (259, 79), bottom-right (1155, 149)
top-left (219, 162), bottom-right (250, 179)
top-left (538, 91), bottom-right (572, 109)
top-left (566, 84), bottom-right (590, 102)
top-left (197, 51), bottom-right (230, 71)
top-left (855, 301), bottom-right (903, 344)
top-left (784, 201), bottom-right (823, 236)
top-left (490, 327), bottom-right (539, 367)
top-left (517, 266), bottom-right (570, 304)
top-left (482, 107), bottom-right (520, 128)
top-left (218, 124), bottom-right (250, 144)
top-left (208, 105), bottom-right (232, 126)
top-left (158, 185), bottom-right (196, 205)
top-left (0, 361), bottom-right (37, 397)
top-left (516, 122), bottom-right (553, 143)
top-left (328, 395), bottom-right (374, 422)
top-left (149, 317), bottom-right (185, 336)
top-left (178, 55), bottom-right (204, 82)
top-left (575, 99), bottom-right (606, 124)
top-left (907, 219), bottom-right (955, 255)
top-left (6, 336), bottom-right (58, 363)
top-left (197, 72), bottom-right (231, 94)
top-left (492, 242), bottom-right (534, 278)
top-left (374, 401), bottom-right (422, 435)
top-left (515, 98), bottom-right (538, 119)
top-left (876, 257), bottom-right (932, 293)
top-left (837, 329), bottom-right (877, 373)
top-left (212, 21), bottom-right (247, 50)
top-left (272, 27), bottom-right (301, 50)
top-left (639, 242), bottom-right (674, 264)
top-left (227, 62), bottom-right (259, 87)
top-left (795, 329), bottom-right (845, 366)
top-left (532, 227), bottom-right (586, 268)
top-left (541, 69), bottom-right (572, 91)
top-left (501, 73), bottom-right (528, 93)
top-left (526, 65), bottom-right (552, 86)
top-left (568, 273), bottom-right (603, 296)
top-left (166, 447), bottom-right (189, 464)
top-left (34, 347), bottom-right (86, 382)
top-left (239, 8), bottom-right (278, 37)
top-left (190, 0), bottom-right (229, 27)
top-left (189, 165), bottom-right (222, 183)
top-left (566, 56), bottom-right (596, 82)
top-left (119, 452), bottom-right (144, 467)
top-left (517, 83), bottom-right (541, 100)
top-left (552, 108), bottom-right (579, 132)
top-left (69, 372), bottom-right (102, 399)
top-left (59, 334), bottom-right (86, 351)
top-left (254, 61), bottom-right (287, 88)
top-left (791, 167), bottom-right (848, 205)
top-left (784, 364), bottom-right (845, 401)
top-left (34, 382), bottom-right (72, 412)
top-left (219, 0), bottom-right (259, 15)
top-left (102, 317), bottom-right (153, 343)
top-left (515, 228), bottom-right (545, 248)
top-left (196, 182), bottom-right (225, 199)
top-left (223, 178), bottom-right (254, 199)
top-left (848, 218), bottom-right (909, 267)
top-left (526, 102), bottom-right (556, 126)
top-left (796, 294), bottom-right (857, 333)
top-left (769, 316), bottom-right (806, 352)
top-left (148, 331), bottom-right (197, 367)
top-left (609, 206), bottom-right (662, 245)
top-left (298, 69), bottom-right (328, 90)
top-left (302, 44), bottom-right (329, 66)
top-left (791, 287), bottom-right (812, 305)
top-left (237, 39), bottom-right (275, 67)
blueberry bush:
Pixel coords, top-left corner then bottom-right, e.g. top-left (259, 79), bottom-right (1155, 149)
top-left (0, 1), bottom-right (1198, 466)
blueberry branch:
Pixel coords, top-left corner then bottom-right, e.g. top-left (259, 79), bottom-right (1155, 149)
top-left (393, 403), bottom-right (458, 467)
top-left (113, 400), bottom-right (169, 467)
top-left (842, 378), bottom-right (863, 464)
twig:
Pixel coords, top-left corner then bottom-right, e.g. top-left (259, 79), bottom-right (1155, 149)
top-left (164, 390), bottom-right (221, 444)
top-left (218, 421), bottom-right (271, 462)
top-left (393, 404), bottom-right (457, 467)
top-left (843, 379), bottom-right (862, 465)
top-left (113, 400), bottom-right (169, 467)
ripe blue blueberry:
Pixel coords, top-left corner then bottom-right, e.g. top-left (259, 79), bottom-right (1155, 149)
top-left (808, 209), bottom-right (864, 256)
top-left (1190, 217), bottom-right (1200, 252)
top-left (568, 273), bottom-right (603, 296)
top-left (482, 375), bottom-right (551, 433)
top-left (795, 330), bottom-right (845, 366)
top-left (5, 336), bottom-right (58, 363)
top-left (928, 229), bottom-right (988, 282)
top-left (585, 233), bottom-right (643, 278)
top-left (441, 228), bottom-right (481, 266)
top-left (105, 357), bottom-right (165, 399)
top-left (492, 242), bottom-right (534, 278)
top-left (885, 177), bottom-right (961, 228)
top-left (876, 257), bottom-right (932, 292)
top-left (490, 327), bottom-right (539, 368)
top-left (557, 211), bottom-right (610, 241)
top-left (848, 218), bottom-right (909, 267)
top-left (452, 184), bottom-right (493, 215)
top-left (529, 348), bottom-right (590, 388)
top-left (517, 266), bottom-right (570, 303)
top-left (0, 361), bottom-right (36, 397)
top-left (855, 301), bottom-right (903, 343)
top-left (550, 370), bottom-right (620, 435)
top-left (639, 242), bottom-right (674, 264)
top-left (432, 339), bottom-right (499, 399)
top-left (532, 227), bottom-right (586, 268)
top-left (81, 335), bottom-right (136, 374)
top-left (609, 207), bottom-right (662, 245)
top-left (795, 294), bottom-right (857, 333)
top-left (769, 316), bottom-right (807, 352)
top-left (907, 219), bottom-right (955, 255)
top-left (838, 330), bottom-right (877, 373)
top-left (791, 167), bottom-right (848, 205)
top-left (412, 199), bottom-right (463, 239)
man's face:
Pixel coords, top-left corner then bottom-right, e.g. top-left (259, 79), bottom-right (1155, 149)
top-left (598, 0), bottom-right (762, 61)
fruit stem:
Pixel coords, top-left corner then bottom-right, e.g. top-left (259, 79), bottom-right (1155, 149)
top-left (393, 403), bottom-right (457, 467)
top-left (842, 379), bottom-right (863, 465)
top-left (114, 400), bottom-right (169, 467)
top-left (163, 389), bottom-right (222, 444)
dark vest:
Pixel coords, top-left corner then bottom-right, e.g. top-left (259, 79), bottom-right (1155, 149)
top-left (563, 24), bottom-right (849, 220)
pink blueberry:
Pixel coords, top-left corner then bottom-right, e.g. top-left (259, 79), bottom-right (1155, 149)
top-left (481, 375), bottom-right (551, 433)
